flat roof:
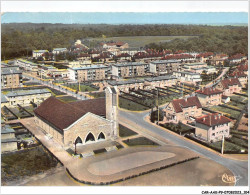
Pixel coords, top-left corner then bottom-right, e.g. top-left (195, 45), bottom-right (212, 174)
top-left (69, 65), bottom-right (109, 70)
top-left (1, 138), bottom-right (18, 143)
top-left (108, 79), bottom-right (144, 86)
top-left (145, 75), bottom-right (177, 82)
top-left (1, 125), bottom-right (15, 134)
top-left (1, 67), bottom-right (22, 75)
top-left (113, 62), bottom-right (148, 67)
top-left (1, 94), bottom-right (8, 103)
top-left (173, 71), bottom-right (200, 75)
top-left (150, 60), bottom-right (181, 64)
top-left (5, 89), bottom-right (51, 97)
top-left (183, 63), bottom-right (207, 66)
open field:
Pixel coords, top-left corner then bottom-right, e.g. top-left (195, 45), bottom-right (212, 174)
top-left (89, 35), bottom-right (198, 47)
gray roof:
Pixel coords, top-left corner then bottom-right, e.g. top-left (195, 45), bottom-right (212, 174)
top-left (1, 67), bottom-right (22, 75)
top-left (69, 65), bottom-right (109, 71)
top-left (183, 63), bottom-right (207, 66)
top-left (150, 60), bottom-right (181, 64)
top-left (173, 71), bottom-right (200, 75)
top-left (108, 79), bottom-right (144, 86)
top-left (1, 138), bottom-right (18, 143)
top-left (1, 94), bottom-right (8, 103)
top-left (145, 75), bottom-right (177, 82)
top-left (113, 62), bottom-right (148, 67)
top-left (1, 125), bottom-right (15, 134)
top-left (5, 89), bottom-right (51, 97)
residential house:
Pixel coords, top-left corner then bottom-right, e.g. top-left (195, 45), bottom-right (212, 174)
top-left (195, 113), bottom-right (231, 142)
top-left (237, 64), bottom-right (248, 75)
top-left (228, 54), bottom-right (247, 64)
top-left (230, 71), bottom-right (248, 88)
top-left (52, 48), bottom-right (68, 55)
top-left (216, 78), bottom-right (242, 96)
top-left (163, 96), bottom-right (202, 124)
top-left (196, 87), bottom-right (223, 107)
top-left (32, 50), bottom-right (49, 59)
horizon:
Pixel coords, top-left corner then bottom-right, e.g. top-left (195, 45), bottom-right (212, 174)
top-left (1, 12), bottom-right (248, 25)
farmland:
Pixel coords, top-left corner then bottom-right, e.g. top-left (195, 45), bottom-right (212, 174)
top-left (88, 36), bottom-right (198, 48)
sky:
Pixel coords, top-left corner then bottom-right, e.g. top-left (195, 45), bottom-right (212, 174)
top-left (1, 1), bottom-right (249, 12)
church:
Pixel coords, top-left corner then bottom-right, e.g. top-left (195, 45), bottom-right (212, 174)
top-left (34, 87), bottom-right (118, 147)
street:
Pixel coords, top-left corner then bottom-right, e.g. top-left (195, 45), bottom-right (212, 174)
top-left (118, 109), bottom-right (248, 186)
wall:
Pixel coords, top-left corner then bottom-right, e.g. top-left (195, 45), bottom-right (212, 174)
top-left (1, 142), bottom-right (17, 153)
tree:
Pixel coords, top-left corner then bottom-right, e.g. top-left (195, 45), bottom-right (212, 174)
top-left (150, 109), bottom-right (164, 123)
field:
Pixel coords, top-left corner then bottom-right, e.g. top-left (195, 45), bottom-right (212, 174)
top-left (89, 36), bottom-right (197, 47)
top-left (209, 105), bottom-right (241, 119)
top-left (64, 84), bottom-right (97, 92)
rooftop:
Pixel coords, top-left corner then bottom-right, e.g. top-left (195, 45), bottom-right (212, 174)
top-left (196, 87), bottom-right (223, 96)
top-left (1, 67), bottom-right (22, 75)
top-left (113, 62), bottom-right (148, 67)
top-left (145, 75), bottom-right (177, 82)
top-left (5, 89), bottom-right (51, 97)
top-left (220, 78), bottom-right (242, 89)
top-left (172, 96), bottom-right (202, 113)
top-left (195, 113), bottom-right (231, 127)
top-left (69, 65), bottom-right (109, 70)
top-left (1, 125), bottom-right (15, 134)
top-left (150, 60), bottom-right (181, 64)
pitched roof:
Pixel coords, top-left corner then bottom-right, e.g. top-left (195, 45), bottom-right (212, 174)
top-left (196, 87), bottom-right (223, 96)
top-left (237, 64), bottom-right (248, 72)
top-left (230, 71), bottom-right (247, 78)
top-left (220, 78), bottom-right (242, 89)
top-left (34, 97), bottom-right (106, 132)
top-left (171, 96), bottom-right (202, 113)
top-left (195, 113), bottom-right (231, 127)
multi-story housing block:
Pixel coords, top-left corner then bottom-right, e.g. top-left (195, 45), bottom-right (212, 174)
top-left (196, 87), bottom-right (223, 107)
top-left (149, 60), bottom-right (181, 75)
top-left (1, 66), bottom-right (22, 89)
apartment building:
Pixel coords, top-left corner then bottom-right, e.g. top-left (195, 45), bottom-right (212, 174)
top-left (32, 50), bottom-right (48, 59)
top-left (196, 87), bottom-right (223, 107)
top-left (149, 60), bottom-right (181, 75)
top-left (144, 75), bottom-right (177, 89)
top-left (68, 65), bottom-right (110, 82)
top-left (112, 62), bottom-right (149, 78)
top-left (1, 66), bottom-right (23, 89)
top-left (195, 113), bottom-right (231, 142)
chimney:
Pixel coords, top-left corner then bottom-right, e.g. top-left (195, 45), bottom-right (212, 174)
top-left (105, 86), bottom-right (119, 138)
top-left (218, 113), bottom-right (221, 119)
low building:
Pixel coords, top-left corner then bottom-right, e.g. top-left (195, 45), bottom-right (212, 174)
top-left (52, 48), bottom-right (68, 54)
top-left (101, 41), bottom-right (129, 50)
top-left (1, 124), bottom-right (18, 153)
top-left (33, 87), bottom-right (118, 147)
top-left (163, 96), bottom-right (202, 124)
top-left (1, 66), bottom-right (23, 89)
top-left (196, 87), bottom-right (223, 107)
top-left (172, 71), bottom-right (202, 84)
top-left (1, 89), bottom-right (51, 107)
top-left (228, 54), bottom-right (247, 64)
top-left (190, 66), bottom-right (217, 74)
top-left (32, 50), bottom-right (49, 59)
top-left (237, 64), bottom-right (248, 75)
top-left (112, 62), bottom-right (149, 78)
top-left (195, 113), bottom-right (231, 142)
top-left (182, 62), bottom-right (207, 70)
top-left (149, 60), bottom-right (181, 75)
top-left (15, 59), bottom-right (39, 75)
top-left (222, 95), bottom-right (230, 103)
top-left (107, 79), bottom-right (145, 93)
top-left (144, 75), bottom-right (177, 89)
top-left (68, 65), bottom-right (110, 82)
top-left (216, 78), bottom-right (242, 96)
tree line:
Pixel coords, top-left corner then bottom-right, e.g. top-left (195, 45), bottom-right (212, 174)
top-left (1, 23), bottom-right (248, 59)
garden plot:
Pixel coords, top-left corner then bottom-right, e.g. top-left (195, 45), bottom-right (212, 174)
top-left (64, 83), bottom-right (98, 92)
top-left (209, 105), bottom-right (241, 119)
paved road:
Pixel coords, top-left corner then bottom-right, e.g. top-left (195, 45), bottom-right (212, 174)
top-left (23, 73), bottom-right (87, 100)
top-left (119, 110), bottom-right (248, 186)
top-left (206, 67), bottom-right (229, 88)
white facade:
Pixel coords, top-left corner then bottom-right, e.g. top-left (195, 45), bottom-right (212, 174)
top-left (173, 71), bottom-right (202, 83)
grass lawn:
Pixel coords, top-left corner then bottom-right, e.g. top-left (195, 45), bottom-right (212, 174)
top-left (227, 101), bottom-right (246, 110)
top-left (123, 137), bottom-right (159, 146)
top-left (89, 35), bottom-right (198, 47)
top-left (1, 146), bottom-right (59, 185)
top-left (161, 122), bottom-right (194, 134)
top-left (230, 95), bottom-right (246, 102)
top-left (210, 106), bottom-right (241, 119)
top-left (119, 97), bottom-right (149, 111)
top-left (88, 92), bottom-right (105, 99)
top-left (210, 140), bottom-right (245, 153)
top-left (57, 96), bottom-right (79, 102)
top-left (64, 84), bottom-right (97, 92)
top-left (228, 137), bottom-right (248, 148)
top-left (119, 124), bottom-right (138, 137)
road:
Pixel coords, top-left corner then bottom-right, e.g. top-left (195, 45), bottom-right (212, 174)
top-left (206, 67), bottom-right (229, 88)
top-left (119, 109), bottom-right (248, 186)
top-left (23, 73), bottom-right (88, 100)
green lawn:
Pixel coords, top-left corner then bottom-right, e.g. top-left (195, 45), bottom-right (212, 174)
top-left (209, 106), bottom-right (241, 119)
top-left (119, 97), bottom-right (149, 111)
top-left (1, 146), bottom-right (59, 185)
top-left (230, 95), bottom-right (246, 102)
top-left (57, 96), bottom-right (79, 102)
top-left (123, 137), bottom-right (159, 147)
top-left (210, 140), bottom-right (245, 153)
top-left (227, 101), bottom-right (246, 110)
top-left (119, 124), bottom-right (138, 137)
top-left (64, 84), bottom-right (97, 92)
top-left (89, 35), bottom-right (198, 47)
top-left (88, 92), bottom-right (105, 99)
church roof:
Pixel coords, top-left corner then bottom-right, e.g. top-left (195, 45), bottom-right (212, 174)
top-left (34, 97), bottom-right (105, 132)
